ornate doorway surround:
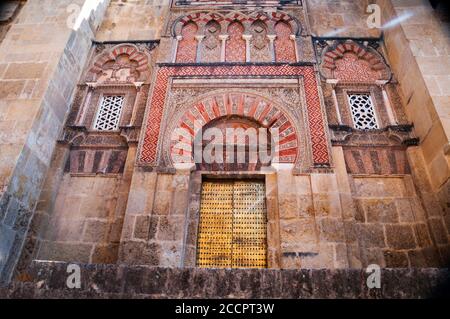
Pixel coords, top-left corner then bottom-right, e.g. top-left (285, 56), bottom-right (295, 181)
top-left (138, 65), bottom-right (331, 172)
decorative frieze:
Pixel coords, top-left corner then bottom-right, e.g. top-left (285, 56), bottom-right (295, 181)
top-left (171, 10), bottom-right (301, 63)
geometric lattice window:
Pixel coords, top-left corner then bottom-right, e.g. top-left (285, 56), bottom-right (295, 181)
top-left (348, 93), bottom-right (379, 130)
top-left (94, 95), bottom-right (125, 131)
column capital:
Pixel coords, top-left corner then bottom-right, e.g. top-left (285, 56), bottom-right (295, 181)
top-left (133, 81), bottom-right (145, 90)
top-left (219, 34), bottom-right (229, 41)
top-left (267, 34), bottom-right (277, 41)
top-left (326, 79), bottom-right (339, 87)
top-left (375, 80), bottom-right (389, 87)
top-left (176, 35), bottom-right (183, 41)
top-left (86, 82), bottom-right (97, 89)
top-left (195, 35), bottom-right (205, 42)
top-left (289, 34), bottom-right (297, 41)
top-left (242, 34), bottom-right (252, 41)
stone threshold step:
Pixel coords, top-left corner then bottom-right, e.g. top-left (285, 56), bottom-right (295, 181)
top-left (0, 261), bottom-right (448, 299)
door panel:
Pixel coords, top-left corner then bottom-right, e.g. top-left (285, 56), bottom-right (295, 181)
top-left (197, 180), bottom-right (267, 269)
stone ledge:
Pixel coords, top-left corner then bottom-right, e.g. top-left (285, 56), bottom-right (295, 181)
top-left (0, 261), bottom-right (449, 299)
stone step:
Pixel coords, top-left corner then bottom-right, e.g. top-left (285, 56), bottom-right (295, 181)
top-left (0, 261), bottom-right (449, 299)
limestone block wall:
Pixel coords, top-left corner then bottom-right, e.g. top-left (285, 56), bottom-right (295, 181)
top-left (96, 0), bottom-right (169, 41)
top-left (118, 170), bottom-right (190, 267)
top-left (113, 162), bottom-right (440, 269)
top-left (17, 136), bottom-right (141, 273)
top-left (275, 169), bottom-right (347, 269)
top-left (37, 175), bottom-right (126, 264)
top-left (14, 140), bottom-right (136, 272)
top-left (0, 0), bottom-right (110, 285)
top-left (375, 0), bottom-right (450, 263)
top-left (271, 145), bottom-right (440, 269)
top-left (376, 0), bottom-right (450, 189)
top-left (350, 176), bottom-right (438, 267)
top-left (306, 0), bottom-right (381, 37)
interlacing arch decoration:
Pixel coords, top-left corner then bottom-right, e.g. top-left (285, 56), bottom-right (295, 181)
top-left (226, 21), bottom-right (246, 62)
top-left (319, 40), bottom-right (391, 82)
top-left (202, 20), bottom-right (222, 62)
top-left (275, 21), bottom-right (297, 63)
top-left (176, 21), bottom-right (199, 63)
top-left (86, 44), bottom-right (151, 84)
top-left (169, 92), bottom-right (300, 167)
top-left (171, 10), bottom-right (301, 63)
top-left (250, 20), bottom-right (271, 62)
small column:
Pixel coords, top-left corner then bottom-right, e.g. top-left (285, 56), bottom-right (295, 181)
top-left (172, 36), bottom-right (183, 63)
top-left (219, 35), bottom-right (229, 62)
top-left (267, 34), bottom-right (277, 62)
top-left (242, 34), bottom-right (252, 63)
top-left (290, 35), bottom-right (299, 62)
top-left (327, 79), bottom-right (342, 125)
top-left (195, 35), bottom-right (205, 63)
top-left (77, 82), bottom-right (96, 126)
top-left (130, 82), bottom-right (144, 126)
top-left (377, 80), bottom-right (397, 125)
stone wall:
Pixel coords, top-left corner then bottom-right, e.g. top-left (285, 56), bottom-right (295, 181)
top-left (375, 0), bottom-right (450, 264)
top-left (0, 0), bottom-right (110, 285)
top-left (118, 170), bottom-right (190, 267)
top-left (1, 261), bottom-right (449, 299)
top-left (114, 164), bottom-right (442, 270)
top-left (350, 176), bottom-right (438, 267)
top-left (96, 0), bottom-right (169, 41)
top-left (306, 0), bottom-right (381, 37)
top-left (275, 150), bottom-right (440, 269)
top-left (275, 169), bottom-right (344, 269)
top-left (37, 174), bottom-right (127, 264)
top-left (376, 0), bottom-right (450, 190)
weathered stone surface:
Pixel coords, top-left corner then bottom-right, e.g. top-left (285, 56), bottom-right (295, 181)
top-left (384, 250), bottom-right (409, 268)
top-left (152, 192), bottom-right (172, 215)
top-left (278, 194), bottom-right (298, 219)
top-left (353, 177), bottom-right (407, 198)
top-left (385, 225), bottom-right (417, 250)
top-left (414, 223), bottom-right (433, 247)
top-left (1, 262), bottom-right (448, 299)
top-left (96, 0), bottom-right (170, 41)
top-left (4, 62), bottom-right (47, 79)
top-left (280, 218), bottom-right (317, 246)
top-left (157, 216), bottom-right (184, 241)
top-left (91, 244), bottom-right (119, 264)
top-left (364, 200), bottom-right (399, 223)
top-left (0, 0), bottom-right (110, 284)
top-left (133, 216), bottom-right (151, 240)
top-left (313, 193), bottom-right (342, 218)
top-left (396, 199), bottom-right (415, 223)
top-left (318, 218), bottom-right (345, 243)
top-left (38, 242), bottom-right (92, 264)
top-left (358, 224), bottom-right (386, 249)
top-left (119, 241), bottom-right (160, 266)
top-left (429, 218), bottom-right (449, 245)
top-left (83, 220), bottom-right (110, 243)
